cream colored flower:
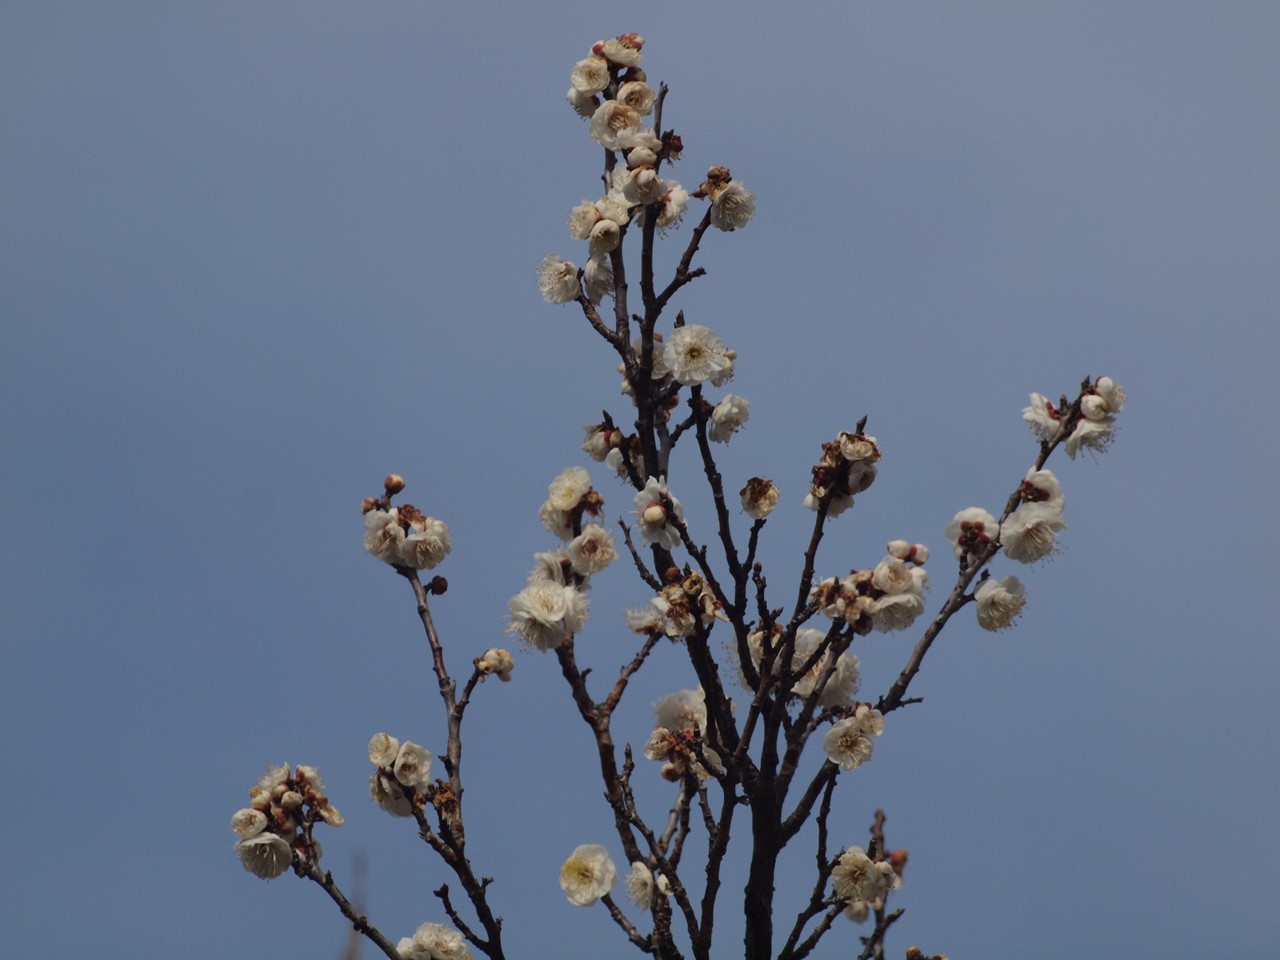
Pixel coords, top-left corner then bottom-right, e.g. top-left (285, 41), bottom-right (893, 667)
top-left (560, 844), bottom-right (617, 906)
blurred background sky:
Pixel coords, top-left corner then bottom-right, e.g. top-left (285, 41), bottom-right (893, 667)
top-left (3, 2), bottom-right (1278, 958)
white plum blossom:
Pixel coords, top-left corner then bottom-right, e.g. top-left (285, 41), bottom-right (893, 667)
top-left (709, 180), bottom-right (756, 231)
top-left (230, 808), bottom-right (268, 839)
top-left (370, 771), bottom-right (413, 817)
top-left (709, 394), bottom-right (749, 443)
top-left (664, 324), bottom-right (731, 385)
top-left (616, 80), bottom-right (656, 115)
top-left (569, 56), bottom-right (609, 95)
top-left (368, 732), bottom-right (401, 767)
top-left (396, 921), bottom-right (472, 960)
top-left (506, 580), bottom-right (587, 651)
top-left (477, 647), bottom-right (515, 681)
top-left (654, 182), bottom-right (690, 231)
top-left (634, 476), bottom-right (684, 550)
top-left (624, 605), bottom-right (664, 634)
top-left (547, 466), bottom-right (593, 511)
top-left (538, 501), bottom-right (574, 541)
top-left (399, 516), bottom-right (451, 570)
top-left (1095, 376), bottom-right (1126, 414)
top-left (568, 200), bottom-right (599, 240)
top-left (588, 218), bottom-right (621, 256)
top-left (1022, 468), bottom-right (1064, 510)
top-left (565, 86), bottom-right (598, 119)
top-left (392, 741), bottom-right (433, 789)
top-left (975, 576), bottom-right (1026, 631)
top-left (364, 508), bottom-right (404, 564)
top-left (567, 523), bottom-right (616, 576)
top-left (596, 33), bottom-right (644, 67)
top-left (235, 833), bottom-right (293, 879)
top-left (1065, 417), bottom-right (1114, 459)
top-left (945, 507), bottom-right (999, 561)
top-left (583, 254), bottom-right (613, 303)
top-left (625, 861), bottom-right (669, 909)
top-left (623, 165), bottom-right (664, 205)
top-left (830, 846), bottom-right (886, 905)
top-left (560, 844), bottom-right (617, 906)
top-left (869, 592), bottom-right (925, 632)
top-left (1000, 501), bottom-right (1066, 563)
top-left (1022, 392), bottom-right (1063, 441)
top-left (589, 100), bottom-right (642, 150)
top-left (823, 705), bottom-right (884, 770)
top-left (740, 477), bottom-right (780, 520)
top-left (536, 254), bottom-right (580, 304)
top-left (654, 687), bottom-right (708, 733)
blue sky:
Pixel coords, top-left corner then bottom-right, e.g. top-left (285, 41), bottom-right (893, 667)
top-left (2, 2), bottom-right (1278, 958)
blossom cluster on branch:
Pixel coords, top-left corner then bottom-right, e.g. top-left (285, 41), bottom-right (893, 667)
top-left (230, 33), bottom-right (1126, 960)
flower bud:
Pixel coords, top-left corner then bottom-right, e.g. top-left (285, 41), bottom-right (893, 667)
top-left (383, 474), bottom-right (406, 496)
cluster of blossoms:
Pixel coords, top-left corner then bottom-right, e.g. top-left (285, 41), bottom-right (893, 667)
top-left (230, 763), bottom-right (342, 879)
top-left (642, 687), bottom-right (722, 780)
top-left (1024, 375), bottom-right (1127, 459)
top-left (538, 33), bottom-right (755, 306)
top-left (745, 624), bottom-right (861, 707)
top-left (362, 475), bottom-right (452, 571)
top-left (809, 543), bottom-right (930, 635)
top-left (368, 732), bottom-right (434, 818)
top-left (507, 468), bottom-right (616, 651)
top-left (805, 431), bottom-right (881, 518)
top-left (822, 703), bottom-right (886, 770)
top-left (637, 568), bottom-right (727, 639)
top-left (395, 922), bottom-right (471, 960)
top-left (829, 845), bottom-right (904, 923)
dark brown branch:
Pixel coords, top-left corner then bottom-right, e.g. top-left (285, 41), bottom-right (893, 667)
top-left (296, 858), bottom-right (401, 960)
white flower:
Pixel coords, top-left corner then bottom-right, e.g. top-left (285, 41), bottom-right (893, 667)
top-left (364, 508), bottom-right (404, 564)
top-left (1095, 376), bottom-right (1126, 414)
top-left (581, 423), bottom-right (615, 462)
top-left (398, 921), bottom-right (472, 960)
top-left (634, 476), bottom-right (684, 550)
top-left (230, 808), bottom-right (268, 839)
top-left (709, 395), bottom-right (749, 443)
top-left (626, 861), bottom-right (657, 909)
top-left (623, 165), bottom-right (664, 205)
top-left (831, 846), bottom-right (886, 904)
top-left (740, 477), bottom-right (779, 520)
top-left (664, 324), bottom-right (730, 385)
top-left (1022, 392), bottom-right (1063, 441)
top-left (944, 507), bottom-right (998, 561)
top-left (654, 688), bottom-right (707, 732)
top-left (583, 254), bottom-right (613, 304)
top-left (567, 523), bottom-right (616, 576)
top-left (616, 80), bottom-right (655, 115)
top-left (370, 771), bottom-right (413, 817)
top-left (570, 56), bottom-right (609, 95)
top-left (538, 501), bottom-right (574, 541)
top-left (804, 487), bottom-right (854, 518)
top-left (392, 741), bottom-right (433, 789)
top-left (477, 647), bottom-right (515, 681)
top-left (548, 466), bottom-right (593, 511)
top-left (568, 200), bottom-right (599, 240)
top-left (536, 254), bottom-right (580, 304)
top-left (625, 606), bottom-right (663, 633)
top-left (654, 182), bottom-right (689, 231)
top-left (823, 707), bottom-right (884, 770)
top-left (235, 833), bottom-right (293, 879)
top-left (368, 732), bottom-right (401, 767)
top-left (709, 180), bottom-right (756, 231)
top-left (1000, 501), bottom-right (1066, 563)
top-left (399, 516), bottom-right (451, 570)
top-left (560, 844), bottom-right (617, 906)
top-left (505, 581), bottom-right (587, 651)
top-left (565, 86), bottom-right (599, 119)
top-left (589, 100), bottom-right (642, 150)
top-left (596, 33), bottom-right (644, 67)
top-left (588, 218), bottom-right (621, 256)
top-left (528, 549), bottom-right (569, 584)
top-left (1065, 417), bottom-right (1114, 459)
top-left (869, 592), bottom-right (925, 632)
top-left (871, 556), bottom-right (915, 595)
top-left (1022, 468), bottom-right (1064, 510)
top-left (974, 576), bottom-right (1026, 631)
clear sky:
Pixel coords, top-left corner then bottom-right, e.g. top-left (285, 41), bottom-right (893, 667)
top-left (2, 2), bottom-right (1278, 959)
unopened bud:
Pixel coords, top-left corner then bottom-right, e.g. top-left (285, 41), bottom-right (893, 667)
top-left (642, 504), bottom-right (667, 526)
top-left (280, 790), bottom-right (304, 810)
top-left (384, 474), bottom-right (405, 495)
top-left (428, 576), bottom-right (448, 595)
top-left (361, 497), bottom-right (380, 514)
top-left (660, 762), bottom-right (681, 782)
